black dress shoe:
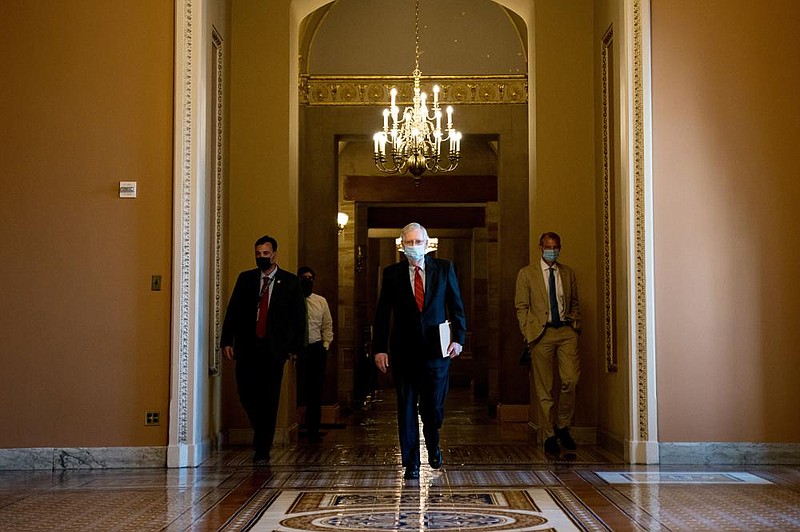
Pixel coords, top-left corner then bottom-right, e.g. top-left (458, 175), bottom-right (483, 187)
top-left (555, 426), bottom-right (577, 451)
top-left (428, 448), bottom-right (443, 469)
top-left (544, 436), bottom-right (561, 457)
top-left (404, 465), bottom-right (420, 479)
top-left (252, 451), bottom-right (270, 464)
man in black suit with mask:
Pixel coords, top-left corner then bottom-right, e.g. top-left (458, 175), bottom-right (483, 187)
top-left (373, 222), bottom-right (467, 480)
top-left (220, 235), bottom-right (306, 463)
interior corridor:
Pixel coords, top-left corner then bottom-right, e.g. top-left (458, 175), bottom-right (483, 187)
top-left (1, 388), bottom-right (799, 531)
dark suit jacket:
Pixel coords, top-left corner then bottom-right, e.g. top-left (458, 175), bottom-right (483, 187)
top-left (373, 256), bottom-right (467, 368)
top-left (220, 267), bottom-right (306, 358)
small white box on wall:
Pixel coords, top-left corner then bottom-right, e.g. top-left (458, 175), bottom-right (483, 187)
top-left (119, 181), bottom-right (137, 198)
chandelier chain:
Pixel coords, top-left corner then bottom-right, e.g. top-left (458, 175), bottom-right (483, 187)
top-left (372, 0), bottom-right (462, 183)
top-left (414, 0), bottom-right (420, 73)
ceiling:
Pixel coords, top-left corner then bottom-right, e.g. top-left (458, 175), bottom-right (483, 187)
top-left (306, 0), bottom-right (527, 76)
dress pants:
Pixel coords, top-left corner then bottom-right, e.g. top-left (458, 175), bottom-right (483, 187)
top-left (303, 341), bottom-right (327, 438)
top-left (395, 357), bottom-right (450, 468)
top-left (235, 342), bottom-right (286, 455)
top-left (530, 325), bottom-right (580, 439)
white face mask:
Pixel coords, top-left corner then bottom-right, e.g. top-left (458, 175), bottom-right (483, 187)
top-left (404, 244), bottom-right (426, 261)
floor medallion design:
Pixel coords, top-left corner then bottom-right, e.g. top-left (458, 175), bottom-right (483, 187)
top-left (282, 509), bottom-right (545, 530)
top-left (250, 489), bottom-right (582, 531)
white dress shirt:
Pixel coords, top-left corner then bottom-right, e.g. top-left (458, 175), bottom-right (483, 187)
top-left (305, 292), bottom-right (333, 349)
top-left (539, 258), bottom-right (565, 321)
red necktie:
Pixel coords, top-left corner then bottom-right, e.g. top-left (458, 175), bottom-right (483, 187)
top-left (256, 277), bottom-right (270, 338)
top-left (414, 266), bottom-right (424, 312)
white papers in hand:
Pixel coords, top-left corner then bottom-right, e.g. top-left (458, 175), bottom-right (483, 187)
top-left (439, 320), bottom-right (451, 357)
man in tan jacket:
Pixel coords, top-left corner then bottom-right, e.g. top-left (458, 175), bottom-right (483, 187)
top-left (515, 232), bottom-right (581, 457)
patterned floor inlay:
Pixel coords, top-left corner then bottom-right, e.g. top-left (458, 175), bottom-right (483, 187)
top-left (0, 488), bottom-right (212, 531)
top-left (241, 489), bottom-right (584, 531)
top-left (4, 390), bottom-right (800, 530)
top-left (596, 471), bottom-right (772, 484)
top-left (602, 484), bottom-right (800, 531)
top-left (262, 469), bottom-right (563, 489)
top-left (221, 444), bottom-right (611, 467)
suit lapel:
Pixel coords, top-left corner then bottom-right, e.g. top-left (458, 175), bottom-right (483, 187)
top-left (533, 263), bottom-right (548, 307)
top-left (423, 256), bottom-right (438, 310)
top-left (271, 269), bottom-right (283, 305)
top-left (251, 269), bottom-right (262, 304)
top-left (557, 265), bottom-right (569, 306)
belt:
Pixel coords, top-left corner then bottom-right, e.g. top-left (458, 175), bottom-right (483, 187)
top-left (545, 320), bottom-right (571, 328)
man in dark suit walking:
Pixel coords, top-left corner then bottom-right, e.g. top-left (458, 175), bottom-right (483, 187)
top-left (220, 235), bottom-right (306, 463)
top-left (373, 222), bottom-right (467, 480)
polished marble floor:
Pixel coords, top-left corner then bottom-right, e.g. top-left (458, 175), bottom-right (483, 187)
top-left (1, 389), bottom-right (800, 531)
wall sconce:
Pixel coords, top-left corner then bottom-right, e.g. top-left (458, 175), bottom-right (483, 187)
top-left (337, 212), bottom-right (349, 235)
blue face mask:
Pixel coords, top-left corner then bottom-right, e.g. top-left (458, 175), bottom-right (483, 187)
top-left (404, 244), bottom-right (426, 261)
top-left (542, 249), bottom-right (560, 262)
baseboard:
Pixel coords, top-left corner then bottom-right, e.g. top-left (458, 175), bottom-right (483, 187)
top-left (0, 446), bottom-right (166, 470)
top-left (660, 442), bottom-right (800, 465)
top-left (626, 439), bottom-right (660, 464)
top-left (297, 404), bottom-right (343, 426)
top-left (527, 422), bottom-right (597, 445)
top-left (597, 428), bottom-right (626, 458)
top-left (226, 428), bottom-right (253, 446)
top-left (226, 424), bottom-right (299, 447)
top-left (167, 435), bottom-right (218, 468)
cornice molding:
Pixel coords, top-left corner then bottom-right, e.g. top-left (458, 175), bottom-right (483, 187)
top-left (300, 74), bottom-right (528, 105)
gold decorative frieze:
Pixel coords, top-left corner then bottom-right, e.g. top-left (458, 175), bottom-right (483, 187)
top-left (300, 75), bottom-right (528, 106)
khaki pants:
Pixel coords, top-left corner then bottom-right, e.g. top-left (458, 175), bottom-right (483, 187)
top-left (530, 326), bottom-right (580, 439)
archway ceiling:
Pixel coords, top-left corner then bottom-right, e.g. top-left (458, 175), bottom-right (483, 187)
top-left (307, 0), bottom-right (526, 76)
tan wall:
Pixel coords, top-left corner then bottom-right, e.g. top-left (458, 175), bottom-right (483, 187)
top-left (592, 0), bottom-right (629, 451)
top-left (652, 0), bottom-right (800, 442)
top-left (532, 1), bottom-right (598, 430)
top-left (228, 0), bottom-right (294, 272)
top-left (0, 1), bottom-right (174, 447)
top-left (224, 0), bottom-right (296, 431)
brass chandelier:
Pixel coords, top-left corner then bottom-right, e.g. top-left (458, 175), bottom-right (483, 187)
top-left (373, 0), bottom-right (461, 184)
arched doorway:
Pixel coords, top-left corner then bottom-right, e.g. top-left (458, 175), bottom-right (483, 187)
top-left (167, 0), bottom-right (658, 466)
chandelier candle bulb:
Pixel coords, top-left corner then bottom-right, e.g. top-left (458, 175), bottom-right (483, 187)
top-left (383, 109), bottom-right (389, 130)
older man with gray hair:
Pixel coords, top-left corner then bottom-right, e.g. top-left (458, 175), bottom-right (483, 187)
top-left (373, 222), bottom-right (467, 480)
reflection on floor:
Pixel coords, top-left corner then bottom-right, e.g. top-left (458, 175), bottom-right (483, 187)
top-left (1, 388), bottom-right (800, 531)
